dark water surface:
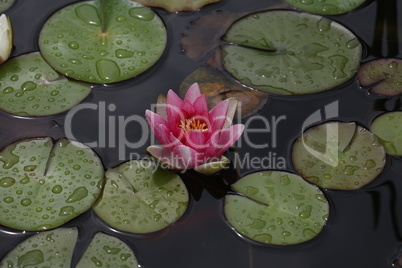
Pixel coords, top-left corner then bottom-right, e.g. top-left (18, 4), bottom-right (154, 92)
top-left (1, 0), bottom-right (402, 267)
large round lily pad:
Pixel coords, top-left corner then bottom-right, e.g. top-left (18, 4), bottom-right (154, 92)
top-left (0, 0), bottom-right (14, 12)
top-left (0, 137), bottom-right (104, 231)
top-left (0, 52), bottom-right (91, 116)
top-left (93, 160), bottom-right (189, 234)
top-left (76, 232), bottom-right (138, 267)
top-left (357, 59), bottom-right (402, 96)
top-left (39, 0), bottom-right (167, 84)
top-left (224, 171), bottom-right (329, 245)
top-left (284, 0), bottom-right (367, 15)
top-left (0, 227), bottom-right (78, 267)
top-left (371, 112), bottom-right (402, 156)
top-left (134, 0), bottom-right (222, 12)
top-left (221, 10), bottom-right (362, 95)
top-left (292, 122), bottom-right (386, 190)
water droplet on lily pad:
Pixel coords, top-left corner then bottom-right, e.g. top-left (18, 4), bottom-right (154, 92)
top-left (292, 121), bottom-right (386, 190)
top-left (93, 160), bottom-right (189, 234)
top-left (284, 0), bottom-right (367, 15)
top-left (225, 171), bottom-right (329, 245)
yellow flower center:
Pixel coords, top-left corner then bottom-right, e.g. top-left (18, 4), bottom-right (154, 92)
top-left (179, 118), bottom-right (209, 134)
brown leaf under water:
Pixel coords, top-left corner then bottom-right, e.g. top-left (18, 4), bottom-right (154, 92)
top-left (180, 66), bottom-right (268, 118)
top-left (133, 0), bottom-right (222, 12)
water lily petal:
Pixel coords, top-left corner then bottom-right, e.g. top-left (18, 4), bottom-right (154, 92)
top-left (147, 146), bottom-right (184, 170)
top-left (184, 131), bottom-right (208, 151)
top-left (224, 98), bottom-right (238, 128)
top-left (194, 156), bottom-right (230, 175)
top-left (145, 110), bottom-right (171, 147)
top-left (166, 89), bottom-right (184, 108)
top-left (173, 145), bottom-right (202, 169)
top-left (184, 83), bottom-right (201, 104)
top-left (209, 100), bottom-right (229, 132)
top-left (214, 124), bottom-right (245, 156)
top-left (181, 100), bottom-right (196, 117)
top-left (192, 94), bottom-right (209, 119)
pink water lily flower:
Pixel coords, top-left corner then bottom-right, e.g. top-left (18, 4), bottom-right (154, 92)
top-left (146, 83), bottom-right (244, 174)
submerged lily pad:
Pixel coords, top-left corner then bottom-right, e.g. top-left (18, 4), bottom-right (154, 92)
top-left (222, 10), bottom-right (361, 95)
top-left (0, 52), bottom-right (91, 116)
top-left (370, 112), bottom-right (402, 155)
top-left (0, 227), bottom-right (78, 267)
top-left (357, 59), bottom-right (402, 96)
top-left (224, 171), bottom-right (329, 245)
top-left (292, 122), bottom-right (386, 190)
top-left (0, 0), bottom-right (14, 12)
top-left (0, 137), bottom-right (104, 231)
top-left (180, 66), bottom-right (268, 118)
top-left (76, 232), bottom-right (138, 267)
top-left (93, 160), bottom-right (188, 234)
top-left (134, 0), bottom-right (222, 12)
top-left (284, 0), bottom-right (366, 15)
top-left (39, 0), bottom-right (166, 84)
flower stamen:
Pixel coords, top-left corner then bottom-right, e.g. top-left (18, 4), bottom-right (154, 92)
top-left (179, 118), bottom-right (209, 133)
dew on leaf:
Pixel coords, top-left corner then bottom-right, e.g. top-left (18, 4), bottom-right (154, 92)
top-left (284, 0), bottom-right (366, 15)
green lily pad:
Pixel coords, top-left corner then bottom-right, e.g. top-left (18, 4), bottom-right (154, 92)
top-left (0, 137), bottom-right (104, 231)
top-left (134, 0), bottom-right (222, 12)
top-left (357, 59), bottom-right (402, 96)
top-left (0, 0), bottom-right (14, 12)
top-left (76, 232), bottom-right (138, 267)
top-left (370, 112), bottom-right (402, 156)
top-left (221, 10), bottom-right (362, 95)
top-left (292, 122), bottom-right (386, 190)
top-left (0, 227), bottom-right (78, 267)
top-left (0, 52), bottom-right (91, 116)
top-left (93, 160), bottom-right (189, 234)
top-left (38, 0), bottom-right (166, 84)
top-left (224, 170), bottom-right (329, 245)
top-left (284, 0), bottom-right (367, 15)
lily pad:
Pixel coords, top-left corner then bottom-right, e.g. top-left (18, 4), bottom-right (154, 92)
top-left (38, 0), bottom-right (166, 84)
top-left (180, 66), bottom-right (268, 118)
top-left (292, 122), bottom-right (386, 190)
top-left (224, 171), bottom-right (329, 245)
top-left (221, 10), bottom-right (362, 95)
top-left (134, 0), bottom-right (222, 12)
top-left (0, 137), bottom-right (104, 231)
top-left (370, 112), bottom-right (402, 155)
top-left (0, 14), bottom-right (12, 64)
top-left (284, 0), bottom-right (367, 15)
top-left (76, 232), bottom-right (138, 267)
top-left (0, 0), bottom-right (14, 12)
top-left (0, 52), bottom-right (91, 116)
top-left (357, 59), bottom-right (402, 96)
top-left (93, 160), bottom-right (189, 234)
top-left (0, 227), bottom-right (78, 267)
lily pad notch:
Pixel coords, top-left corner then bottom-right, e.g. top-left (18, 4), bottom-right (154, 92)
top-left (38, 0), bottom-right (167, 84)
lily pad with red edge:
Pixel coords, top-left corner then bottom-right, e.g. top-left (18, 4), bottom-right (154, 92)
top-left (179, 66), bottom-right (268, 118)
top-left (221, 10), bottom-right (362, 95)
top-left (0, 137), bottom-right (104, 231)
top-left (133, 0), bottom-right (222, 12)
top-left (357, 59), bottom-right (402, 96)
top-left (370, 112), bottom-right (402, 156)
top-left (0, 227), bottom-right (78, 267)
top-left (292, 122), bottom-right (386, 190)
top-left (76, 232), bottom-right (138, 267)
top-left (93, 160), bottom-right (189, 234)
top-left (38, 0), bottom-right (166, 84)
top-left (284, 0), bottom-right (367, 15)
top-left (0, 0), bottom-right (14, 12)
top-left (0, 52), bottom-right (91, 117)
top-left (224, 170), bottom-right (329, 245)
